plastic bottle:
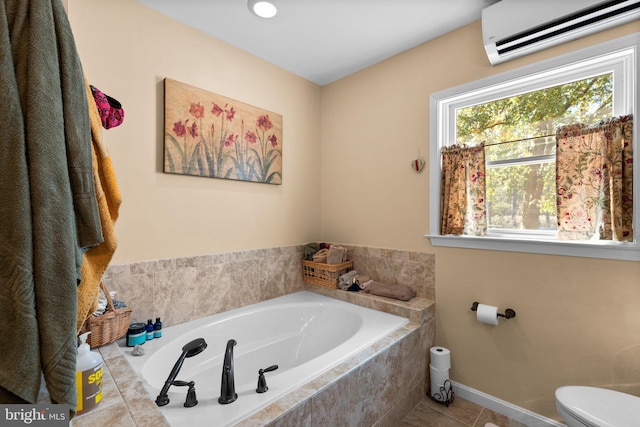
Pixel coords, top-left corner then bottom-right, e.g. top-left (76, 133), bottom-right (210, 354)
top-left (153, 317), bottom-right (162, 338)
top-left (126, 322), bottom-right (146, 347)
top-left (146, 319), bottom-right (154, 341)
top-left (76, 332), bottom-right (103, 415)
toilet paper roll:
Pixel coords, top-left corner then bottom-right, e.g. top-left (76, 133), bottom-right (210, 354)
top-left (477, 303), bottom-right (499, 326)
top-left (429, 346), bottom-right (451, 370)
top-left (429, 364), bottom-right (450, 399)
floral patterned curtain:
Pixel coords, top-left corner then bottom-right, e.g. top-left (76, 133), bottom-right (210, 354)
top-left (556, 114), bottom-right (633, 241)
top-left (440, 143), bottom-right (487, 236)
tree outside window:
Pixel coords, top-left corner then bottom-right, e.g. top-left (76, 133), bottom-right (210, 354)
top-left (455, 73), bottom-right (613, 236)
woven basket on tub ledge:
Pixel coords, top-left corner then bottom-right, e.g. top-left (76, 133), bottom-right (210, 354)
top-left (79, 281), bottom-right (132, 349)
top-left (302, 259), bottom-right (353, 289)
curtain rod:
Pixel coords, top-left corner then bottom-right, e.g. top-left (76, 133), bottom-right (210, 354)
top-left (484, 133), bottom-right (556, 147)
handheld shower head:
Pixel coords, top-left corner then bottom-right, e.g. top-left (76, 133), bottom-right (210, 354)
top-left (155, 338), bottom-right (208, 406)
top-left (183, 338), bottom-right (207, 357)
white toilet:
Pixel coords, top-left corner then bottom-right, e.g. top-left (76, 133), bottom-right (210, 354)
top-left (556, 386), bottom-right (640, 427)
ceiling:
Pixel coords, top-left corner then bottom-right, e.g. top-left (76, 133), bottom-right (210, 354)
top-left (137, 0), bottom-right (501, 86)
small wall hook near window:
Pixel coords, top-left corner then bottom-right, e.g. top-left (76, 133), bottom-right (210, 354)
top-left (412, 150), bottom-right (425, 173)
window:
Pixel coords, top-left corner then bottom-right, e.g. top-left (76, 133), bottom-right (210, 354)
top-left (461, 73), bottom-right (613, 238)
top-left (427, 33), bottom-right (639, 261)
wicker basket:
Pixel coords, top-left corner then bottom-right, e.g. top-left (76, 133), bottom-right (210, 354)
top-left (302, 259), bottom-right (353, 289)
top-left (79, 281), bottom-right (132, 349)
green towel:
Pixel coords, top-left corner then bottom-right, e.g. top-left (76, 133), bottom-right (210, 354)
top-left (0, 0), bottom-right (101, 416)
top-left (304, 242), bottom-right (321, 260)
top-left (0, 0), bottom-right (39, 406)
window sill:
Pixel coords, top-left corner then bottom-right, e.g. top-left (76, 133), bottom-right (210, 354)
top-left (426, 234), bottom-right (640, 261)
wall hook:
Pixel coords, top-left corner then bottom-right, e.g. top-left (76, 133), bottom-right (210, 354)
top-left (470, 301), bottom-right (516, 319)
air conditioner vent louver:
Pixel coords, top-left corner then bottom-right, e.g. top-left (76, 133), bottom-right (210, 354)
top-left (482, 0), bottom-right (640, 65)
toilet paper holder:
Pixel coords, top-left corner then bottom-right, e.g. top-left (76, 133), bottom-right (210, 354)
top-left (470, 302), bottom-right (516, 319)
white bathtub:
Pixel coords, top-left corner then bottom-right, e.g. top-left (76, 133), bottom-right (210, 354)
top-left (120, 290), bottom-right (408, 426)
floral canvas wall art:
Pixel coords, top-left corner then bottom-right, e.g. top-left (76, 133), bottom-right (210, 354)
top-left (164, 78), bottom-right (283, 184)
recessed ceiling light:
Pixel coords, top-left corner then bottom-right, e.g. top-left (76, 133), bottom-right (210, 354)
top-left (248, 0), bottom-right (277, 19)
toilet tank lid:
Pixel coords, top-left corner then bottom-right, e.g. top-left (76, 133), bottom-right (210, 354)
top-left (556, 386), bottom-right (640, 426)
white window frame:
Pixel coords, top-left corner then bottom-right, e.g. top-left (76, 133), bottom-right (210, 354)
top-left (426, 33), bottom-right (640, 261)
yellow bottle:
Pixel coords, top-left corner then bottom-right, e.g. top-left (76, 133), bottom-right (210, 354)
top-left (76, 332), bottom-right (103, 415)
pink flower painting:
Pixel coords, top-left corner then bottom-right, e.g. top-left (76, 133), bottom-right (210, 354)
top-left (164, 78), bottom-right (282, 184)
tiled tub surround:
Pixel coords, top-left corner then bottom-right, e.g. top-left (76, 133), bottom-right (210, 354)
top-left (122, 291), bottom-right (409, 426)
top-left (102, 246), bottom-right (306, 327)
top-left (345, 245), bottom-right (435, 301)
top-left (102, 244), bottom-right (435, 327)
top-left (73, 295), bottom-right (434, 427)
top-left (72, 244), bottom-right (435, 426)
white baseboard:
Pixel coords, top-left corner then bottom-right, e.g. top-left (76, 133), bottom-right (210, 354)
top-left (450, 381), bottom-right (566, 427)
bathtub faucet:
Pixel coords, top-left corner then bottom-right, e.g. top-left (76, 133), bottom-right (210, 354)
top-left (155, 338), bottom-right (207, 407)
top-left (218, 339), bottom-right (238, 404)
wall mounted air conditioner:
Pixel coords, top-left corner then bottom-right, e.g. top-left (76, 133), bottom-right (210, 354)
top-left (482, 0), bottom-right (640, 65)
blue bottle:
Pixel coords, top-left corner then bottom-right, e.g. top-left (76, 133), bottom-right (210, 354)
top-left (145, 319), bottom-right (154, 341)
top-left (153, 317), bottom-right (162, 338)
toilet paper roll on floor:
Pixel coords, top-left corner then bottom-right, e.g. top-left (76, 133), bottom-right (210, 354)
top-left (476, 303), bottom-right (499, 326)
top-left (430, 346), bottom-right (451, 370)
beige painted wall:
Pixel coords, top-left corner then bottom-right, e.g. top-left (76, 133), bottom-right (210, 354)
top-left (321, 20), bottom-right (640, 419)
top-left (67, 0), bottom-right (640, 420)
top-left (67, 0), bottom-right (322, 264)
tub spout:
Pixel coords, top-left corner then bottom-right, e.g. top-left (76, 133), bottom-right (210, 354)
top-left (218, 339), bottom-right (237, 404)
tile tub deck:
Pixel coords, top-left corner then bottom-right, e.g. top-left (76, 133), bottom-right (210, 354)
top-left (72, 287), bottom-right (435, 426)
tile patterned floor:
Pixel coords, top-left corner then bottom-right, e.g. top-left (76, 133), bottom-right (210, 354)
top-left (401, 395), bottom-right (528, 427)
